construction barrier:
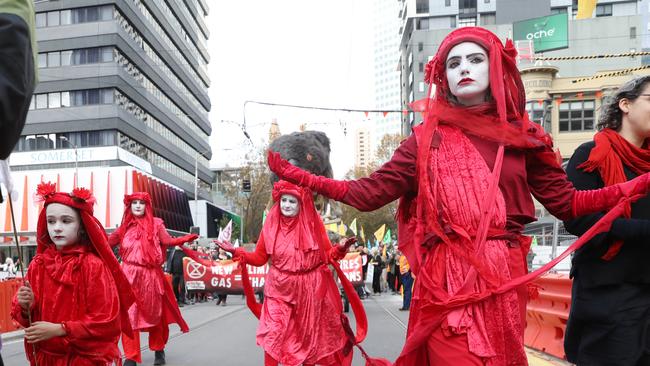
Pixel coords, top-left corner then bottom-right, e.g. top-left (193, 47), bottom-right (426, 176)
top-left (0, 278), bottom-right (22, 333)
top-left (525, 273), bottom-right (572, 360)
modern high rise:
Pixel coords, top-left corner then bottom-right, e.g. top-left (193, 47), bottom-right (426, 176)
top-left (373, 0), bottom-right (403, 147)
top-left (5, 0), bottom-right (213, 235)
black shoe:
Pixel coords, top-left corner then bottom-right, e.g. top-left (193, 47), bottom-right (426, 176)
top-left (216, 299), bottom-right (221, 306)
top-left (153, 350), bottom-right (165, 365)
top-left (178, 301), bottom-right (184, 307)
top-left (124, 360), bottom-right (137, 366)
top-left (398, 307), bottom-right (409, 311)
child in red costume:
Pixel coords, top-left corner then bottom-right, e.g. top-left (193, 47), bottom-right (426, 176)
top-left (12, 182), bottom-right (135, 365)
top-left (217, 181), bottom-right (369, 366)
top-left (108, 192), bottom-right (197, 366)
top-left (268, 27), bottom-right (650, 365)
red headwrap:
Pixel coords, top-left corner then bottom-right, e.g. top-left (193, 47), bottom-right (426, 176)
top-left (35, 182), bottom-right (135, 336)
top-left (262, 181), bottom-right (321, 254)
top-left (116, 192), bottom-right (157, 259)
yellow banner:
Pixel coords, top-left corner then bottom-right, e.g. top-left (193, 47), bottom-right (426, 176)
top-left (325, 223), bottom-right (338, 233)
top-left (360, 226), bottom-right (365, 242)
top-left (349, 218), bottom-right (358, 236)
top-left (338, 223), bottom-right (347, 236)
top-left (374, 224), bottom-right (386, 243)
top-left (576, 0), bottom-right (597, 19)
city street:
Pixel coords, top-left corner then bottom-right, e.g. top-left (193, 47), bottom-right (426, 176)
top-left (1, 292), bottom-right (568, 366)
top-left (2, 293), bottom-right (408, 366)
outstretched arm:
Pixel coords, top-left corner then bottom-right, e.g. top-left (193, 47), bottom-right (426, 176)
top-left (217, 236), bottom-right (269, 266)
top-left (268, 134), bottom-right (418, 211)
top-left (156, 220), bottom-right (198, 247)
top-left (527, 144), bottom-right (650, 221)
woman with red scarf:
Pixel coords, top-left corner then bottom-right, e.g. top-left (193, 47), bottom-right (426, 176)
top-left (217, 180), bottom-right (363, 366)
top-left (108, 192), bottom-right (197, 366)
top-left (564, 76), bottom-right (650, 365)
top-left (11, 182), bottom-right (135, 365)
top-left (268, 27), bottom-right (650, 365)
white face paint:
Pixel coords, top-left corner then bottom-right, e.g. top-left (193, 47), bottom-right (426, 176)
top-left (280, 194), bottom-right (299, 217)
top-left (46, 203), bottom-right (82, 248)
top-left (131, 199), bottom-right (146, 217)
top-left (445, 42), bottom-right (490, 106)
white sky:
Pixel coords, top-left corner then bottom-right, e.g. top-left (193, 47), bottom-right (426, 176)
top-left (207, 0), bottom-right (375, 178)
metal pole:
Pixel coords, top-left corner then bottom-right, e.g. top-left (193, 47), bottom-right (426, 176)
top-left (551, 218), bottom-right (559, 260)
top-left (194, 153), bottom-right (198, 228)
top-left (74, 145), bottom-right (78, 186)
top-left (7, 191), bottom-right (38, 365)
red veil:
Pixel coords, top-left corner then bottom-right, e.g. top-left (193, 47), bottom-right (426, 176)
top-left (236, 181), bottom-right (388, 365)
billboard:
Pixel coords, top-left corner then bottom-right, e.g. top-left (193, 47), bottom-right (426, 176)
top-left (513, 13), bottom-right (568, 53)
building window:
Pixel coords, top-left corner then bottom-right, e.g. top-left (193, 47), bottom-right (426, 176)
top-left (417, 18), bottom-right (429, 30)
top-left (418, 42), bottom-right (423, 52)
top-left (484, 0), bottom-right (490, 3)
top-left (419, 62), bottom-right (424, 72)
top-left (450, 16), bottom-right (457, 28)
top-left (559, 100), bottom-right (595, 132)
top-left (459, 0), bottom-right (477, 15)
top-left (595, 4), bottom-right (612, 17)
top-left (458, 17), bottom-right (477, 28)
top-left (416, 0), bottom-right (429, 13)
top-left (445, 0), bottom-right (451, 6)
top-left (630, 26), bottom-right (637, 39)
top-left (480, 13), bottom-right (496, 26)
top-left (35, 5), bottom-right (114, 28)
top-left (551, 7), bottom-right (568, 14)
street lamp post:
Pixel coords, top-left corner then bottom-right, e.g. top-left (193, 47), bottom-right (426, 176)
top-left (193, 149), bottom-right (210, 231)
top-left (59, 136), bottom-right (78, 185)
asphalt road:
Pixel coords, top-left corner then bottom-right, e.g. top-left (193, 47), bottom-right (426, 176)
top-left (1, 292), bottom-right (409, 366)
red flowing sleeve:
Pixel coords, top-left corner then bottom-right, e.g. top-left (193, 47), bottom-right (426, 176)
top-left (61, 255), bottom-right (121, 350)
top-left (342, 134), bottom-right (418, 211)
top-left (236, 235), bottom-right (269, 266)
top-left (155, 218), bottom-right (196, 247)
top-left (526, 145), bottom-right (575, 221)
top-left (107, 226), bottom-right (123, 248)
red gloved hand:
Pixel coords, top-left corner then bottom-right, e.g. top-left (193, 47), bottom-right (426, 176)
top-left (215, 239), bottom-right (236, 254)
top-left (267, 150), bottom-right (349, 200)
top-left (330, 237), bottom-right (357, 262)
top-left (572, 172), bottom-right (650, 217)
top-left (170, 233), bottom-right (199, 246)
top-left (182, 234), bottom-right (199, 243)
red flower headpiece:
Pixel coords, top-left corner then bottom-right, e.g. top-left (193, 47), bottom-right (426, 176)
top-left (35, 182), bottom-right (96, 214)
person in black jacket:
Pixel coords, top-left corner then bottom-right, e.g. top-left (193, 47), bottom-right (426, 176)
top-left (169, 246), bottom-right (187, 307)
top-left (564, 75), bottom-right (650, 366)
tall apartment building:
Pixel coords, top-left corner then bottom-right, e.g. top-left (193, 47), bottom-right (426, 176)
top-left (399, 0), bottom-right (643, 135)
top-left (373, 0), bottom-right (403, 147)
top-left (3, 0), bottom-right (213, 238)
top-left (355, 128), bottom-right (372, 168)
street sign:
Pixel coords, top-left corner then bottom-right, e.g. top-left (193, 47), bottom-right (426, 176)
top-left (513, 13), bottom-right (569, 53)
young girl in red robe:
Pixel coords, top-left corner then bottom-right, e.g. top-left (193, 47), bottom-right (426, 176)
top-left (217, 181), bottom-right (363, 366)
top-left (268, 27), bottom-right (650, 365)
top-left (108, 192), bottom-right (197, 366)
top-left (12, 182), bottom-right (135, 366)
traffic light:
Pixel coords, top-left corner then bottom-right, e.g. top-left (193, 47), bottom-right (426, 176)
top-left (242, 179), bottom-right (251, 192)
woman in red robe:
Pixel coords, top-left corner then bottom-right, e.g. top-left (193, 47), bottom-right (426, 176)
top-left (217, 181), bottom-right (360, 366)
top-left (268, 27), bottom-right (650, 365)
top-left (108, 192), bottom-right (197, 366)
top-left (12, 182), bottom-right (135, 365)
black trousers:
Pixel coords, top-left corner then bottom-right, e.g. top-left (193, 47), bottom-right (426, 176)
top-left (172, 273), bottom-right (185, 303)
top-left (565, 280), bottom-right (650, 366)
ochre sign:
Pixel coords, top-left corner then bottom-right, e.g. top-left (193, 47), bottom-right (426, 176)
top-left (182, 257), bottom-right (269, 294)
